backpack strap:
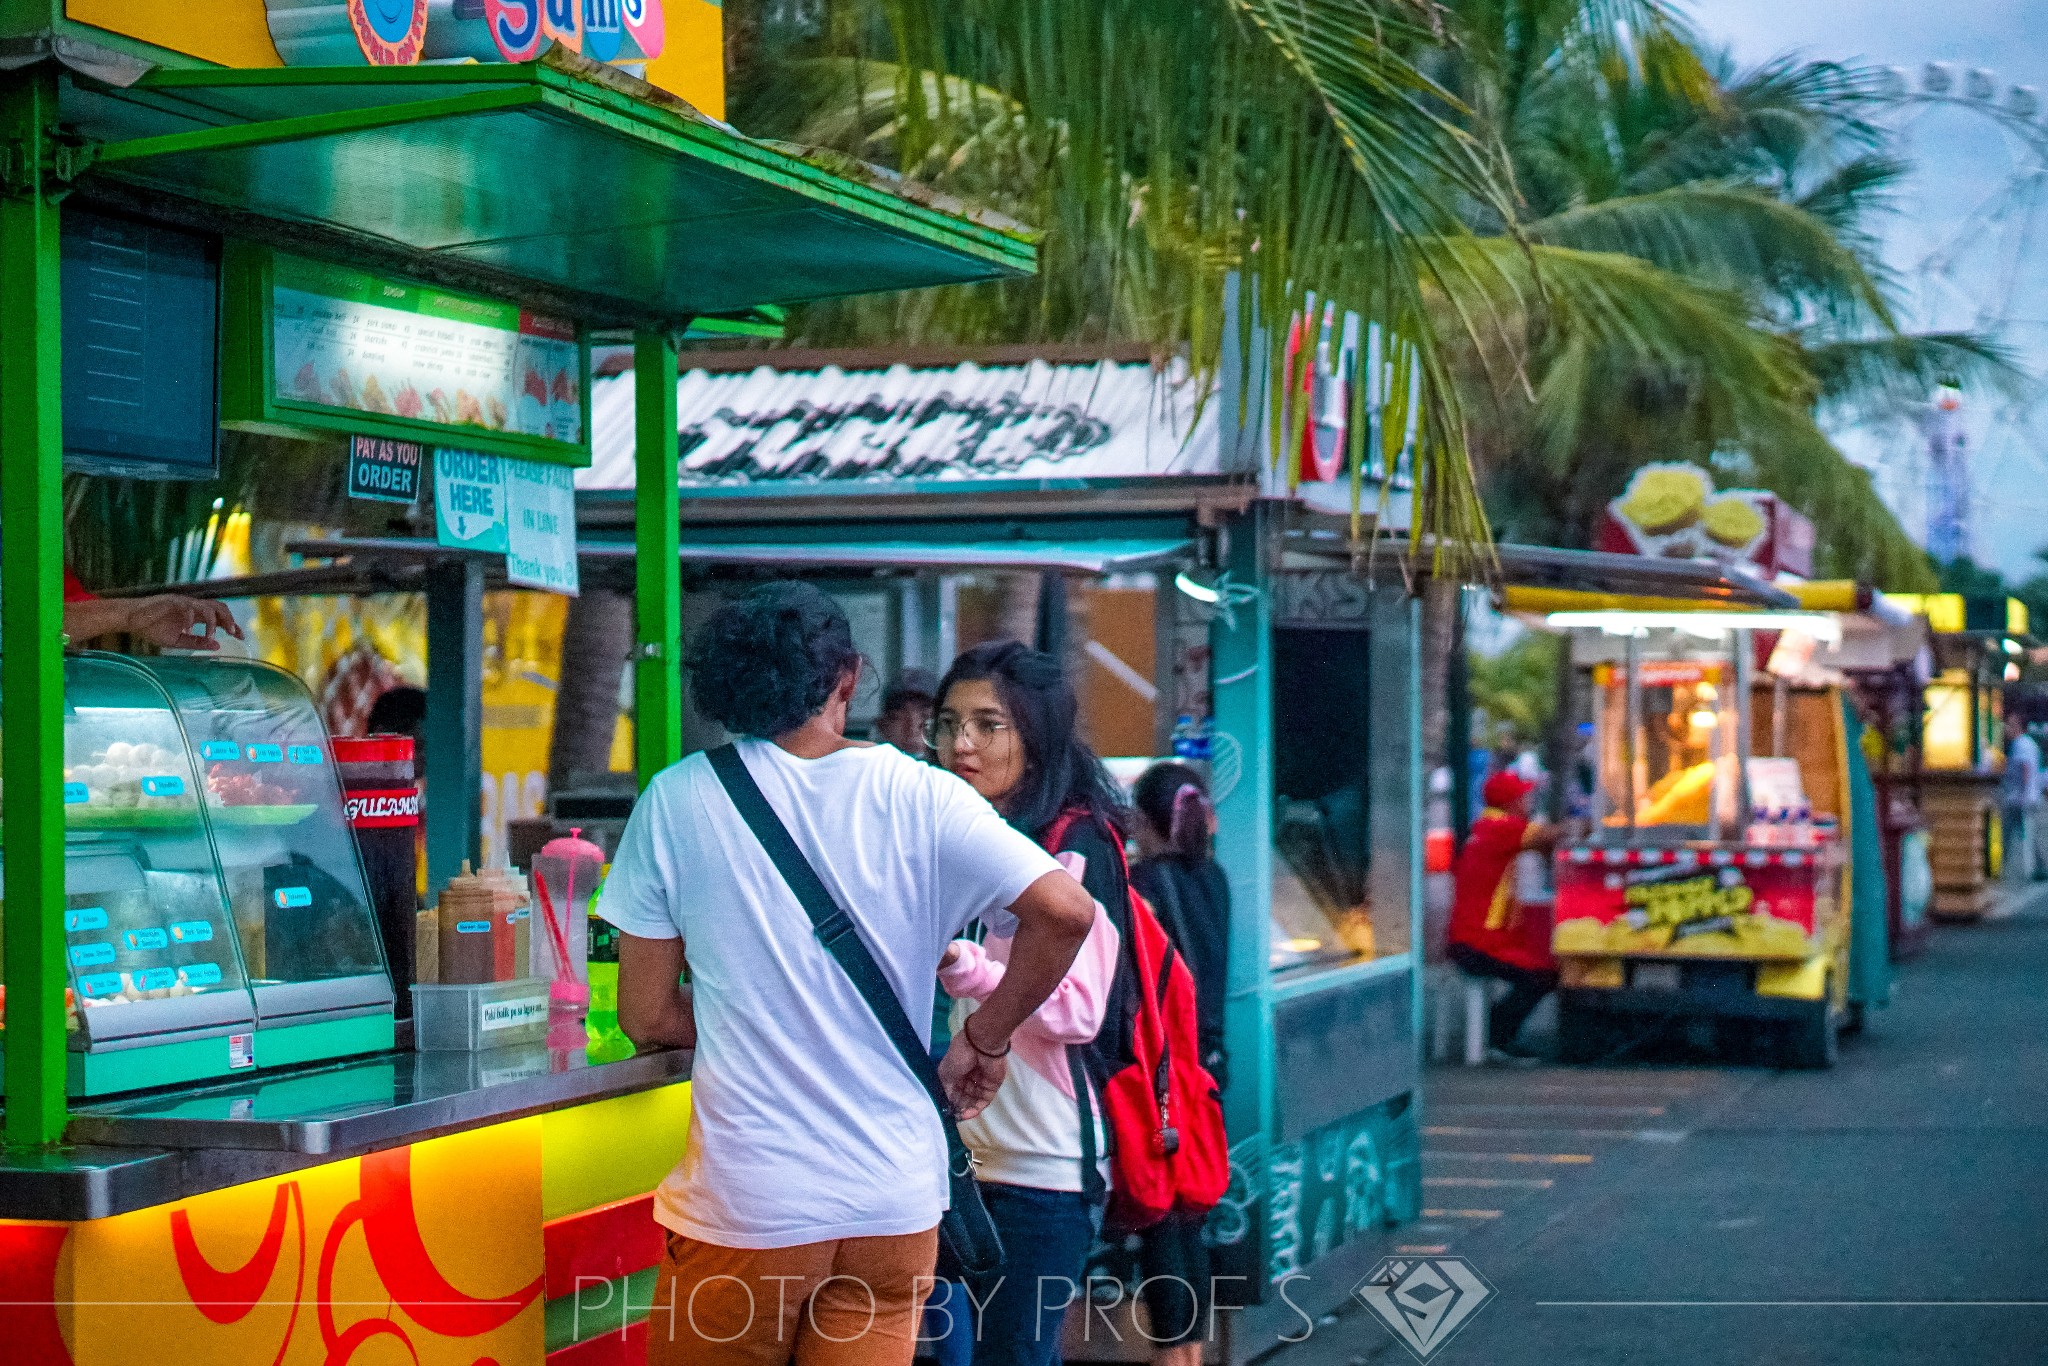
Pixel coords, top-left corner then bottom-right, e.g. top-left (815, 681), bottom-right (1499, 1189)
top-left (1068, 1045), bottom-right (1107, 1205)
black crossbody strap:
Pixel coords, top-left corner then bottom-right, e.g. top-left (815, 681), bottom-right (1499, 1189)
top-left (707, 744), bottom-right (976, 1179)
top-left (1069, 1045), bottom-right (1107, 1205)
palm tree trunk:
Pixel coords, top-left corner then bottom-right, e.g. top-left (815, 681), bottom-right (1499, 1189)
top-left (548, 587), bottom-right (634, 787)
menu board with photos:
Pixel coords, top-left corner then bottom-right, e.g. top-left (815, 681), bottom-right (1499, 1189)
top-left (263, 253), bottom-right (585, 456)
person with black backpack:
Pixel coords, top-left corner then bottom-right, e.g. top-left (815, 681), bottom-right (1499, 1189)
top-left (1128, 762), bottom-right (1231, 1364)
top-left (925, 641), bottom-right (1133, 1366)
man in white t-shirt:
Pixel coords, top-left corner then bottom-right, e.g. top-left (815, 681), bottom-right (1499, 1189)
top-left (602, 581), bottom-right (1095, 1366)
top-left (2003, 718), bottom-right (2044, 883)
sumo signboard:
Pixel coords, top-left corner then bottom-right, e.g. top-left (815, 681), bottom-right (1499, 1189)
top-left (264, 0), bottom-right (668, 67)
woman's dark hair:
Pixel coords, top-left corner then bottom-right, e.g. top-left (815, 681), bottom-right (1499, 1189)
top-left (684, 581), bottom-right (862, 739)
top-left (1134, 760), bottom-right (1214, 861)
top-left (935, 640), bottom-right (1125, 840)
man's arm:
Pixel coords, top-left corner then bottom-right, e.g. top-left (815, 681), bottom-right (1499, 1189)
top-left (618, 932), bottom-right (695, 1051)
top-left (937, 867), bottom-right (1095, 1118)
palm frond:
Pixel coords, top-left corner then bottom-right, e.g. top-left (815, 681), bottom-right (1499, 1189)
top-left (1528, 183), bottom-right (1892, 323)
top-left (1805, 332), bottom-right (2033, 418)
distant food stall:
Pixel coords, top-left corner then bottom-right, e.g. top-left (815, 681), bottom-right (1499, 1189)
top-left (1887, 593), bottom-right (2033, 919)
top-left (1497, 548), bottom-right (1878, 1067)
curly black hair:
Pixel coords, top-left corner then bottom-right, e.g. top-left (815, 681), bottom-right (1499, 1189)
top-left (684, 581), bottom-right (863, 739)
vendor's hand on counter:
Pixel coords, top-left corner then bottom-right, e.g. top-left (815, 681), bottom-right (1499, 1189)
top-left (64, 595), bottom-right (243, 651)
top-left (938, 1025), bottom-right (1008, 1120)
top-left (125, 595), bottom-right (243, 650)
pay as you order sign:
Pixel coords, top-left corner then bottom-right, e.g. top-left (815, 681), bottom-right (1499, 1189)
top-left (348, 435), bottom-right (423, 505)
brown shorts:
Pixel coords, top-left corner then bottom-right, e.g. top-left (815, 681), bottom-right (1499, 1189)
top-left (645, 1224), bottom-right (940, 1366)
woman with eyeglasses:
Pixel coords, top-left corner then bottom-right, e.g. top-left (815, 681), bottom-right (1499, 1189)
top-left (924, 640), bottom-right (1132, 1366)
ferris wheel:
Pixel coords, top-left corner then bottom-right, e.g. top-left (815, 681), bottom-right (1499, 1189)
top-left (1861, 63), bottom-right (2048, 562)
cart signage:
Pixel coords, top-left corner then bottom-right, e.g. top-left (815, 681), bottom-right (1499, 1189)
top-left (270, 255), bottom-right (584, 450)
top-left (134, 968), bottom-right (179, 992)
top-left (181, 963), bottom-right (224, 988)
top-left (65, 908), bottom-right (108, 933)
top-left (63, 781), bottom-right (88, 804)
top-left (480, 994), bottom-right (550, 1032)
top-left (200, 741), bottom-right (241, 761)
top-left (504, 460), bottom-right (581, 595)
top-left (348, 0), bottom-right (428, 64)
top-left (1553, 848), bottom-right (1824, 959)
top-left (71, 943), bottom-right (117, 968)
top-left (170, 920), bottom-right (215, 944)
top-left (273, 886), bottom-right (314, 910)
top-left (349, 435), bottom-right (424, 505)
top-left (247, 744), bottom-right (285, 763)
top-left (79, 972), bottom-right (124, 999)
top-left (124, 929), bottom-right (170, 953)
top-left (435, 448), bottom-right (512, 553)
top-left (288, 745), bottom-right (324, 764)
top-left (346, 788), bottom-right (423, 829)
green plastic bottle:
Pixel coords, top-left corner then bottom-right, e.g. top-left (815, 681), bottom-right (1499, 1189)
top-left (585, 911), bottom-right (634, 1060)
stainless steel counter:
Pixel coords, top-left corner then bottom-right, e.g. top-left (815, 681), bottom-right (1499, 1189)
top-left (0, 1043), bottom-right (691, 1221)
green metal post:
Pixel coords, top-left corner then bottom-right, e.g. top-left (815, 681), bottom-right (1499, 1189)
top-left (1, 65), bottom-right (69, 1148)
top-left (633, 328), bottom-right (682, 788)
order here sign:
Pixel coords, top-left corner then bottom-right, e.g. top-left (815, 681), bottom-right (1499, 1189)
top-left (433, 447), bottom-right (580, 595)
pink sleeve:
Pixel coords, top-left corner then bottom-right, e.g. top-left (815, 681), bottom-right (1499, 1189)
top-left (937, 939), bottom-right (1004, 1000)
top-left (937, 904), bottom-right (1122, 1045)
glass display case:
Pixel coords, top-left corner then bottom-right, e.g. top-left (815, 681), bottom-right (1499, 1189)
top-left (0, 653), bottom-right (392, 1097)
top-left (1583, 631), bottom-right (1745, 838)
top-left (145, 657), bottom-right (392, 1027)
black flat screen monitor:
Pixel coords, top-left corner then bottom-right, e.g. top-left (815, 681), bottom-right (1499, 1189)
top-left (60, 208), bottom-right (220, 480)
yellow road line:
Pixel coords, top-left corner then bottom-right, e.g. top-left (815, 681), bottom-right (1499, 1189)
top-left (1424, 1176), bottom-right (1556, 1189)
top-left (1422, 1209), bottom-right (1504, 1219)
top-left (1397, 1245), bottom-right (1450, 1254)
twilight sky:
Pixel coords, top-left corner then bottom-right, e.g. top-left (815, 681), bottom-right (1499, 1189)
top-left (1682, 0), bottom-right (2048, 578)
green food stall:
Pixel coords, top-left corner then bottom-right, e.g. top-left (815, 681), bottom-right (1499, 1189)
top-left (0, 22), bottom-right (1031, 1366)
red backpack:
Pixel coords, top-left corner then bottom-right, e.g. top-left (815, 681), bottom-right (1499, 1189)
top-left (1046, 813), bottom-right (1230, 1233)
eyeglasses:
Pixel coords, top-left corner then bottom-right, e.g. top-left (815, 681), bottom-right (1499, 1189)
top-left (927, 715), bottom-right (1012, 748)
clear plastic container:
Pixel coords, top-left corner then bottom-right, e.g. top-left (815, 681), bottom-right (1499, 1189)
top-left (532, 829), bottom-right (604, 1016)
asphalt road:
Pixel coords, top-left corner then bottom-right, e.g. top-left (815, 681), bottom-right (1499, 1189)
top-left (1273, 887), bottom-right (2048, 1366)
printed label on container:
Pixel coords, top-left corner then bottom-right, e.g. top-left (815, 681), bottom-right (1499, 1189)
top-left (63, 782), bottom-right (89, 805)
top-left (65, 907), bottom-right (109, 933)
top-left (123, 928), bottom-right (169, 953)
top-left (229, 1033), bottom-right (255, 1069)
top-left (454, 920), bottom-right (492, 934)
top-left (169, 920), bottom-right (215, 944)
top-left (133, 967), bottom-right (177, 992)
top-left (273, 886), bottom-right (313, 909)
top-left (180, 962), bottom-right (223, 988)
top-left (78, 972), bottom-right (125, 999)
top-left (140, 775), bottom-right (185, 798)
top-left (345, 787), bottom-right (421, 828)
top-left (201, 741), bottom-right (242, 761)
top-left (70, 942), bottom-right (116, 968)
top-left (247, 744), bottom-right (284, 763)
top-left (288, 745), bottom-right (323, 765)
top-left (479, 995), bottom-right (549, 1032)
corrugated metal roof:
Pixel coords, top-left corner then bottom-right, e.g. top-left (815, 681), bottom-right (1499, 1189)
top-left (579, 358), bottom-right (1225, 492)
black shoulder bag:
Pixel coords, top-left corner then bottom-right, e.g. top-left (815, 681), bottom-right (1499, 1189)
top-left (707, 743), bottom-right (1006, 1275)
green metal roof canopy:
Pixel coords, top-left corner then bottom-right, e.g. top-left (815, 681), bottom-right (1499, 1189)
top-left (59, 49), bottom-right (1036, 327)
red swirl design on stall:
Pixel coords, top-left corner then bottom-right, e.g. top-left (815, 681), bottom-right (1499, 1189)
top-left (357, 1147), bottom-right (542, 1336)
top-left (0, 1223), bottom-right (73, 1366)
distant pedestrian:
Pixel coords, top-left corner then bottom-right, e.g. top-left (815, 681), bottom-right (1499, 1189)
top-left (1128, 761), bottom-right (1230, 1366)
top-left (601, 584), bottom-right (1096, 1366)
top-left (1447, 771), bottom-right (1559, 1059)
top-left (2001, 717), bottom-right (2042, 883)
top-left (877, 667), bottom-right (939, 757)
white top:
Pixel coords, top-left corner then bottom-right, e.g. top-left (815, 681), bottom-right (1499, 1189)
top-left (598, 738), bottom-right (1061, 1248)
top-left (2008, 732), bottom-right (2043, 807)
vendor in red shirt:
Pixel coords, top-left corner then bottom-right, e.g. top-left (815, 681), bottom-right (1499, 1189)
top-left (1448, 769), bottom-right (1559, 1059)
top-left (62, 566), bottom-right (241, 651)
